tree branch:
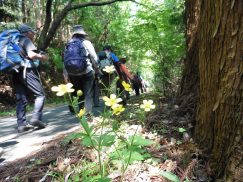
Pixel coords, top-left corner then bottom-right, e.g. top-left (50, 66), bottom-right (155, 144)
top-left (38, 0), bottom-right (138, 50)
top-left (69, 0), bottom-right (137, 10)
top-left (38, 0), bottom-right (53, 49)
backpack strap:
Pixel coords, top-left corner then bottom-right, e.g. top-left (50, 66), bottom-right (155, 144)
top-left (18, 37), bottom-right (31, 79)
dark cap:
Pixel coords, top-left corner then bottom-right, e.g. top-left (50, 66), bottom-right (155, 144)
top-left (103, 45), bottom-right (112, 51)
top-left (18, 24), bottom-right (36, 34)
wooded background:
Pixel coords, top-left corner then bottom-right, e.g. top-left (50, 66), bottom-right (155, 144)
top-left (0, 0), bottom-right (242, 181)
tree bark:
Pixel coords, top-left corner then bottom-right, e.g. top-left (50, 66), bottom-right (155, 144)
top-left (178, 0), bottom-right (200, 118)
top-left (187, 0), bottom-right (243, 180)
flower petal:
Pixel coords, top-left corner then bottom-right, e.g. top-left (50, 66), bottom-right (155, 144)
top-left (56, 91), bottom-right (65, 96)
top-left (51, 86), bottom-right (59, 92)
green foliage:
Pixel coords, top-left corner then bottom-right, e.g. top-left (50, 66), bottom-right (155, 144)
top-left (178, 127), bottom-right (186, 133)
top-left (128, 135), bottom-right (154, 146)
top-left (79, 162), bottom-right (101, 182)
top-left (0, 1), bottom-right (21, 22)
top-left (47, 48), bottom-right (63, 71)
top-left (0, 0), bottom-right (185, 96)
top-left (110, 149), bottom-right (144, 164)
top-left (160, 171), bottom-right (180, 182)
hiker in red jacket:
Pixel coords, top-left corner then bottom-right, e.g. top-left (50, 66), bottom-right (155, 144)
top-left (116, 57), bottom-right (133, 105)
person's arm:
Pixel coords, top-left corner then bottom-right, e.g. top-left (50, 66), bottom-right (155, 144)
top-left (83, 40), bottom-right (98, 62)
top-left (83, 40), bottom-right (99, 73)
top-left (28, 51), bottom-right (48, 61)
top-left (24, 38), bottom-right (48, 61)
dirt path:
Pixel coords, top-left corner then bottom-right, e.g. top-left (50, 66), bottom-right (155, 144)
top-left (0, 104), bottom-right (104, 166)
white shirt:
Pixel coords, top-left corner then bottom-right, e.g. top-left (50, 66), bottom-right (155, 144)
top-left (79, 39), bottom-right (98, 75)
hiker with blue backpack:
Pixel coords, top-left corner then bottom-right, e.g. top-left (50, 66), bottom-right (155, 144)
top-left (63, 25), bottom-right (99, 120)
top-left (98, 45), bottom-right (121, 95)
top-left (2, 24), bottom-right (49, 133)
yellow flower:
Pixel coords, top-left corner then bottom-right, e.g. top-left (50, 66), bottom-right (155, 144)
top-left (140, 100), bottom-right (156, 112)
top-left (103, 94), bottom-right (122, 107)
top-left (77, 108), bottom-right (85, 117)
top-left (77, 90), bottom-right (83, 96)
top-left (112, 104), bottom-right (125, 115)
top-left (122, 81), bottom-right (133, 92)
top-left (103, 65), bottom-right (115, 74)
top-left (51, 83), bottom-right (75, 96)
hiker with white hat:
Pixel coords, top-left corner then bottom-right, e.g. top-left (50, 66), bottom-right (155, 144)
top-left (63, 25), bottom-right (99, 120)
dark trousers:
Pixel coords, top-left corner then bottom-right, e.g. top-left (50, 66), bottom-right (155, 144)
top-left (13, 68), bottom-right (45, 127)
top-left (69, 71), bottom-right (94, 113)
top-left (93, 78), bottom-right (100, 106)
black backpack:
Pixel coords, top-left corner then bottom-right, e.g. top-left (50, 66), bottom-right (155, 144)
top-left (64, 38), bottom-right (88, 75)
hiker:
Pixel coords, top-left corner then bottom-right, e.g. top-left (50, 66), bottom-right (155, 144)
top-left (63, 25), bottom-right (99, 118)
top-left (12, 24), bottom-right (48, 133)
top-left (98, 45), bottom-right (120, 95)
top-left (116, 57), bottom-right (133, 104)
top-left (132, 71), bottom-right (143, 96)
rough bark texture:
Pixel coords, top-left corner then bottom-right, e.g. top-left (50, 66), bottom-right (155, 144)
top-left (178, 0), bottom-right (200, 118)
top-left (193, 0), bottom-right (243, 181)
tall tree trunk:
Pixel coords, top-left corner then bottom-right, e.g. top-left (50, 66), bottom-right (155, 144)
top-left (21, 0), bottom-right (27, 23)
top-left (189, 0), bottom-right (243, 180)
top-left (178, 0), bottom-right (200, 117)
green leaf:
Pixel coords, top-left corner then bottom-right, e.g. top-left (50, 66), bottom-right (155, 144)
top-left (112, 120), bottom-right (120, 131)
top-left (129, 135), bottom-right (154, 146)
top-left (73, 175), bottom-right (80, 182)
top-left (99, 134), bottom-right (116, 147)
top-left (82, 136), bottom-right (98, 147)
top-left (110, 149), bottom-right (144, 164)
top-left (63, 132), bottom-right (83, 144)
top-left (80, 117), bottom-right (92, 135)
top-left (97, 177), bottom-right (111, 182)
top-left (160, 171), bottom-right (180, 182)
top-left (126, 151), bottom-right (144, 163)
top-left (178, 128), bottom-right (186, 133)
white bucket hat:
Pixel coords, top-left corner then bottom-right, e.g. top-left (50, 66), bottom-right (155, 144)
top-left (72, 25), bottom-right (88, 36)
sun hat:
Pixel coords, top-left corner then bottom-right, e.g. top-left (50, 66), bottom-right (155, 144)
top-left (18, 24), bottom-right (36, 34)
top-left (72, 25), bottom-right (88, 36)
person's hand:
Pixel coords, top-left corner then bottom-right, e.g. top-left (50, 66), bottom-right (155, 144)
top-left (40, 53), bottom-right (49, 61)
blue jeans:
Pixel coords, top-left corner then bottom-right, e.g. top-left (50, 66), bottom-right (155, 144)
top-left (69, 71), bottom-right (94, 113)
top-left (13, 68), bottom-right (45, 127)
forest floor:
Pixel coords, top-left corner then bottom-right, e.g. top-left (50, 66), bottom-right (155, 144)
top-left (0, 93), bottom-right (210, 182)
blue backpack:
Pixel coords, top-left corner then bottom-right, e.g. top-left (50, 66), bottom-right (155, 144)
top-left (64, 38), bottom-right (88, 75)
top-left (0, 29), bottom-right (26, 72)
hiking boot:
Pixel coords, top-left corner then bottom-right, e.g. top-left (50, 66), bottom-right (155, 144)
top-left (18, 125), bottom-right (31, 133)
top-left (29, 120), bottom-right (46, 129)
